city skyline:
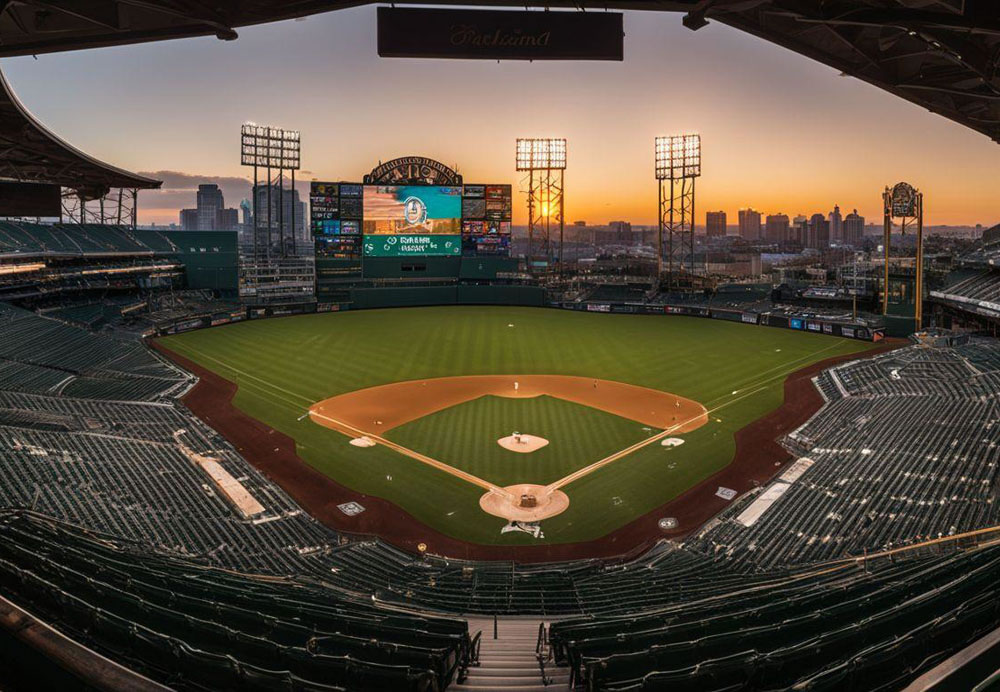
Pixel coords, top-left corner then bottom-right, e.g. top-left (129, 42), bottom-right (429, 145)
top-left (4, 6), bottom-right (998, 228)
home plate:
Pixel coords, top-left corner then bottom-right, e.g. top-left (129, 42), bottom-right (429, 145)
top-left (661, 438), bottom-right (685, 448)
top-left (349, 436), bottom-right (376, 448)
top-left (497, 434), bottom-right (548, 453)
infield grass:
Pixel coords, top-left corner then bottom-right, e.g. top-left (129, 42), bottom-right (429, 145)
top-left (159, 306), bottom-right (878, 545)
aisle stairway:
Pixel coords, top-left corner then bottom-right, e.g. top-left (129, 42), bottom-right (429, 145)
top-left (454, 618), bottom-right (569, 691)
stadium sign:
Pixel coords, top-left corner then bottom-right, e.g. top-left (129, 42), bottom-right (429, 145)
top-left (364, 156), bottom-right (462, 186)
top-left (377, 8), bottom-right (623, 61)
top-left (889, 182), bottom-right (918, 218)
top-left (363, 234), bottom-right (462, 257)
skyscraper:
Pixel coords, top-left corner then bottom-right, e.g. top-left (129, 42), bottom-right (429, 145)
top-left (808, 213), bottom-right (830, 250)
top-left (196, 184), bottom-right (224, 231)
top-left (179, 183), bottom-right (240, 231)
top-left (765, 213), bottom-right (790, 244)
top-left (843, 209), bottom-right (865, 246)
top-left (829, 204), bottom-right (843, 243)
top-left (706, 211), bottom-right (727, 237)
top-left (738, 208), bottom-right (761, 241)
top-left (792, 214), bottom-right (809, 245)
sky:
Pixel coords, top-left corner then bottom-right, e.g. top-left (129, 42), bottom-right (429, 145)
top-left (4, 6), bottom-right (999, 228)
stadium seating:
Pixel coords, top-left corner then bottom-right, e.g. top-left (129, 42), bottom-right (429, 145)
top-left (550, 543), bottom-right (1000, 690)
top-left (0, 510), bottom-right (473, 691)
top-left (690, 338), bottom-right (1000, 571)
top-left (0, 221), bottom-right (171, 257)
top-left (0, 302), bottom-right (190, 400)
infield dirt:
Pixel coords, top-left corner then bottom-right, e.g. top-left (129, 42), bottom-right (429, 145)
top-left (308, 375), bottom-right (708, 438)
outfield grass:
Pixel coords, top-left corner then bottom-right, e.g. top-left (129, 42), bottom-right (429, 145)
top-left (160, 306), bottom-right (877, 545)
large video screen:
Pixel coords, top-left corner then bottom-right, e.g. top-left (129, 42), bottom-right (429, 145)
top-left (362, 185), bottom-right (461, 235)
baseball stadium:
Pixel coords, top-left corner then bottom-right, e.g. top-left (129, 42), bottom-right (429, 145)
top-left (1, 3), bottom-right (1000, 692)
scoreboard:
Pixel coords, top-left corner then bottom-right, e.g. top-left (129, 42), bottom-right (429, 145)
top-left (312, 180), bottom-right (511, 259)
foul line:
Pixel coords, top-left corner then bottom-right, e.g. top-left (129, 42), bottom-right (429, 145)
top-left (308, 408), bottom-right (508, 496)
top-left (547, 342), bottom-right (849, 492)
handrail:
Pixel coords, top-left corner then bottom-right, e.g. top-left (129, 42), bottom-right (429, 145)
top-left (536, 622), bottom-right (553, 686)
top-left (456, 630), bottom-right (481, 684)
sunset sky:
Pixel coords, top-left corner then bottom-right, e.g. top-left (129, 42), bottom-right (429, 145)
top-left (4, 5), bottom-right (998, 228)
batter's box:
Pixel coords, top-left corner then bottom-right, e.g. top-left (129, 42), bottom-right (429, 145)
top-left (716, 487), bottom-right (737, 501)
top-left (337, 501), bottom-right (366, 516)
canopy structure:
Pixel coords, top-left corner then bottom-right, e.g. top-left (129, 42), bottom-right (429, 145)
top-left (0, 68), bottom-right (160, 201)
top-left (0, 1), bottom-right (995, 144)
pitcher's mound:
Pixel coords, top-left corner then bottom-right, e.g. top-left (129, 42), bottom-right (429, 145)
top-left (479, 484), bottom-right (569, 522)
top-left (497, 434), bottom-right (549, 453)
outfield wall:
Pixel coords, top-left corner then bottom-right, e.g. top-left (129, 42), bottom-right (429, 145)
top-left (154, 293), bottom-right (883, 342)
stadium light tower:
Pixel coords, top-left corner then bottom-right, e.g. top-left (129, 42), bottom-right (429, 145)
top-left (240, 123), bottom-right (301, 259)
top-left (882, 182), bottom-right (924, 330)
top-left (655, 134), bottom-right (700, 286)
top-left (516, 138), bottom-right (566, 272)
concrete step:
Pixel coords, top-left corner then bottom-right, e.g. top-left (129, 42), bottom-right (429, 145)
top-left (452, 683), bottom-right (553, 691)
top-left (466, 667), bottom-right (543, 677)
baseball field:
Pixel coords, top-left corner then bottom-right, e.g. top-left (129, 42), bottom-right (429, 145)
top-left (158, 306), bottom-right (880, 548)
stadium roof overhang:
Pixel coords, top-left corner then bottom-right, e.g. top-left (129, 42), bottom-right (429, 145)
top-left (0, 68), bottom-right (160, 200)
top-left (0, 1), bottom-right (996, 144)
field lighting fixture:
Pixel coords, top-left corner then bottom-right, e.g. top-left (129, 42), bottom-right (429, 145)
top-left (240, 123), bottom-right (301, 259)
top-left (655, 134), bottom-right (701, 286)
top-left (515, 138), bottom-right (566, 273)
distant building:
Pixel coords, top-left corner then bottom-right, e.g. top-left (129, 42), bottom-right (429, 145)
top-left (252, 184), bottom-right (307, 241)
top-left (808, 213), bottom-right (830, 249)
top-left (738, 208), bottom-right (761, 241)
top-left (792, 214), bottom-right (809, 245)
top-left (765, 213), bottom-right (790, 244)
top-left (843, 209), bottom-right (865, 246)
top-left (179, 208), bottom-right (198, 231)
top-left (239, 199), bottom-right (252, 230)
top-left (829, 204), bottom-right (843, 243)
top-left (179, 183), bottom-right (241, 231)
top-left (706, 211), bottom-right (727, 237)
top-left (216, 208), bottom-right (240, 232)
top-left (572, 220), bottom-right (587, 226)
top-left (609, 220), bottom-right (632, 243)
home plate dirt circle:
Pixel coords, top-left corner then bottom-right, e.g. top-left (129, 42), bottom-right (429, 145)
top-left (479, 484), bottom-right (570, 522)
top-left (497, 434), bottom-right (549, 453)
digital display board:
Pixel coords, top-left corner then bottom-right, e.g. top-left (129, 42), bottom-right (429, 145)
top-left (363, 185), bottom-right (461, 235)
top-left (462, 183), bottom-right (511, 257)
top-left (363, 234), bottom-right (461, 257)
top-left (311, 181), bottom-right (363, 258)
top-left (462, 198), bottom-right (486, 219)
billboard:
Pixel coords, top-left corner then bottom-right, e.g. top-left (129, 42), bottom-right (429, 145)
top-left (363, 234), bottom-right (461, 257)
top-left (377, 8), bottom-right (624, 61)
top-left (362, 185), bottom-right (461, 235)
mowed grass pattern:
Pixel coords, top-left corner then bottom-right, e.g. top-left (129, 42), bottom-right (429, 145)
top-left (389, 395), bottom-right (650, 487)
top-left (160, 306), bottom-right (877, 545)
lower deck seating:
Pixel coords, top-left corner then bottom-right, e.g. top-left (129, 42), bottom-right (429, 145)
top-left (551, 543), bottom-right (1000, 690)
top-left (0, 511), bottom-right (472, 692)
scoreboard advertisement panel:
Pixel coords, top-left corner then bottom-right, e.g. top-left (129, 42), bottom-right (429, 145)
top-left (363, 234), bottom-right (461, 257)
top-left (462, 183), bottom-right (511, 256)
top-left (311, 181), bottom-right (363, 258)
